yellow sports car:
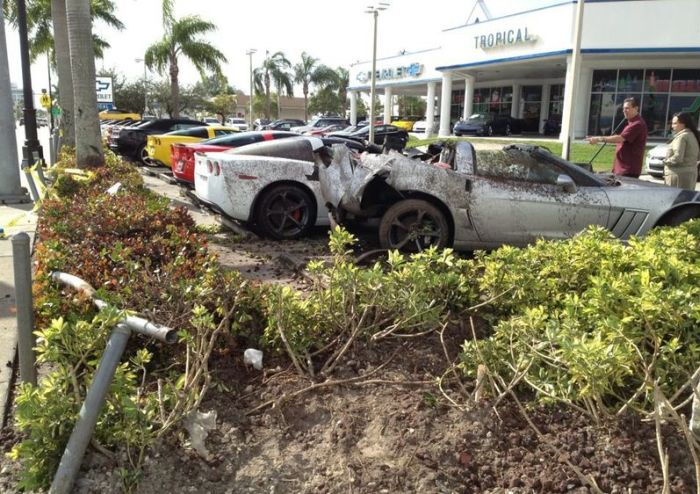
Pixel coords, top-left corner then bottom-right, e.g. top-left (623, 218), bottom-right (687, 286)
top-left (98, 109), bottom-right (141, 121)
top-left (391, 116), bottom-right (421, 131)
top-left (146, 125), bottom-right (239, 167)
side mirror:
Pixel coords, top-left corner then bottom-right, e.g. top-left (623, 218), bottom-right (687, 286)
top-left (556, 174), bottom-right (577, 193)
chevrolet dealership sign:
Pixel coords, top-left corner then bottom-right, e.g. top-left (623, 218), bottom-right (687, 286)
top-left (356, 63), bottom-right (423, 83)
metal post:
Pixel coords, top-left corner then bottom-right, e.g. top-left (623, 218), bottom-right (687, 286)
top-left (48, 54), bottom-right (54, 131)
top-left (246, 49), bottom-right (256, 128)
top-left (11, 232), bottom-right (36, 386)
top-left (49, 324), bottom-right (131, 494)
top-left (368, 10), bottom-right (378, 144)
top-left (560, 0), bottom-right (585, 160)
top-left (16, 0), bottom-right (45, 169)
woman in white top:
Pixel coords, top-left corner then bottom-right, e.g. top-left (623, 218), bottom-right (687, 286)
top-left (663, 112), bottom-right (700, 189)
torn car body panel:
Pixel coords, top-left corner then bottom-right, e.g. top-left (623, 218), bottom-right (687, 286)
top-left (319, 141), bottom-right (700, 251)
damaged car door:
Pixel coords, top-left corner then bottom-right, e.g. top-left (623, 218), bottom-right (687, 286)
top-left (469, 147), bottom-right (611, 245)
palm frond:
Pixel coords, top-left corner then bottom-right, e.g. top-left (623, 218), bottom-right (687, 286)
top-left (171, 16), bottom-right (217, 41)
top-left (179, 40), bottom-right (227, 77)
top-left (144, 39), bottom-right (172, 75)
top-left (161, 0), bottom-right (174, 28)
top-left (91, 0), bottom-right (124, 30)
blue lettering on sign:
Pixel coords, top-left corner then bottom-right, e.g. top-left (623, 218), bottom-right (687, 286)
top-left (357, 62), bottom-right (423, 82)
top-left (475, 26), bottom-right (536, 50)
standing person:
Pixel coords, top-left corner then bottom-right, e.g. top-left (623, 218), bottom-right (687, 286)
top-left (663, 112), bottom-right (700, 189)
top-left (587, 97), bottom-right (648, 178)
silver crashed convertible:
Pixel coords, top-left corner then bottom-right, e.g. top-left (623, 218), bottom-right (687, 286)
top-left (319, 141), bottom-right (700, 252)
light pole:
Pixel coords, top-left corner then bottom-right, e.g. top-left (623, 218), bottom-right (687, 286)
top-left (246, 49), bottom-right (256, 128)
top-left (135, 58), bottom-right (148, 114)
top-left (365, 2), bottom-right (389, 144)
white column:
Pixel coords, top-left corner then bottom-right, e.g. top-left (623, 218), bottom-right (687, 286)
top-left (539, 84), bottom-right (551, 134)
top-left (574, 66), bottom-right (593, 138)
top-left (424, 81), bottom-right (436, 137)
top-left (438, 73), bottom-right (452, 136)
top-left (0, 6), bottom-right (25, 200)
top-left (383, 87), bottom-right (392, 124)
top-left (462, 75), bottom-right (475, 120)
top-left (560, 0), bottom-right (585, 159)
top-left (511, 83), bottom-right (521, 118)
top-left (349, 91), bottom-right (357, 125)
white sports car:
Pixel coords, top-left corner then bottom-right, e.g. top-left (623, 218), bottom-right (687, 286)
top-left (194, 136), bottom-right (367, 239)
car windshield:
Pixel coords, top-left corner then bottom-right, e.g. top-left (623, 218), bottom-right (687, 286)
top-left (467, 115), bottom-right (487, 123)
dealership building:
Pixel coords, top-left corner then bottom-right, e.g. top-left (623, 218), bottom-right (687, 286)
top-left (347, 0), bottom-right (700, 141)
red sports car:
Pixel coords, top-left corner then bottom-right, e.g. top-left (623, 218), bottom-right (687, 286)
top-left (170, 131), bottom-right (298, 185)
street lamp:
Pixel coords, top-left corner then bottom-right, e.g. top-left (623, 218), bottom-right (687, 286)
top-left (135, 58), bottom-right (148, 114)
top-left (246, 49), bottom-right (256, 128)
top-left (365, 2), bottom-right (390, 144)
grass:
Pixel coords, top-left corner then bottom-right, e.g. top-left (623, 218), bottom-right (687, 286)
top-left (406, 135), bottom-right (622, 173)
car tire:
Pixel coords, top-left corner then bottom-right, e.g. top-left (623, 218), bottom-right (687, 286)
top-left (136, 144), bottom-right (150, 166)
top-left (378, 199), bottom-right (450, 252)
top-left (662, 208), bottom-right (700, 227)
top-left (505, 124), bottom-right (511, 136)
top-left (255, 184), bottom-right (316, 240)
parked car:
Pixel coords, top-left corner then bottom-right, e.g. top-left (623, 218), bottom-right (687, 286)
top-left (411, 118), bottom-right (435, 134)
top-left (291, 116), bottom-right (350, 134)
top-left (170, 131), bottom-right (299, 185)
top-left (110, 118), bottom-right (203, 165)
top-left (328, 124), bottom-right (409, 149)
top-left (391, 116), bottom-right (421, 131)
top-left (203, 117), bottom-right (221, 125)
top-left (543, 114), bottom-right (562, 136)
top-left (145, 125), bottom-right (238, 167)
top-left (194, 136), bottom-right (378, 239)
top-left (645, 141), bottom-right (700, 180)
top-left (453, 113), bottom-right (524, 136)
top-left (99, 109), bottom-right (141, 121)
top-left (226, 117), bottom-right (249, 131)
top-left (319, 141), bottom-right (700, 252)
top-left (303, 123), bottom-right (349, 137)
top-left (253, 118), bottom-right (272, 130)
top-left (262, 119), bottom-right (306, 131)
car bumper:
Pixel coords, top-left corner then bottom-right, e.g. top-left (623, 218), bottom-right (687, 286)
top-left (645, 157), bottom-right (664, 177)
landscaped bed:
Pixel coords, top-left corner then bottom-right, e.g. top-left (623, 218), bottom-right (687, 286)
top-left (0, 149), bottom-right (698, 493)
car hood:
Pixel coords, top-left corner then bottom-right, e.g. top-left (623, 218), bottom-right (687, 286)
top-left (647, 143), bottom-right (669, 159)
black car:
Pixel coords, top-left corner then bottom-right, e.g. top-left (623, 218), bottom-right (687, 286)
top-left (261, 119), bottom-right (306, 131)
top-left (328, 124), bottom-right (409, 150)
top-left (111, 118), bottom-right (203, 164)
top-left (543, 114), bottom-right (562, 136)
top-left (453, 113), bottom-right (524, 137)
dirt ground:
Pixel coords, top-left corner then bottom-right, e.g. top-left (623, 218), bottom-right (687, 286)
top-left (0, 169), bottom-right (695, 493)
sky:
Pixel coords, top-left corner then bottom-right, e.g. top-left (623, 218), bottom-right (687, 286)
top-left (4, 0), bottom-right (560, 96)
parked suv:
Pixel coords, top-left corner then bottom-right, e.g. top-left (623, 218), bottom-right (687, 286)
top-left (291, 116), bottom-right (350, 133)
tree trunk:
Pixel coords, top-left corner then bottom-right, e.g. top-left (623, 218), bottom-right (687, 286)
top-left (65, 0), bottom-right (103, 167)
top-left (264, 73), bottom-right (271, 119)
top-left (170, 52), bottom-right (179, 118)
top-left (51, 0), bottom-right (75, 147)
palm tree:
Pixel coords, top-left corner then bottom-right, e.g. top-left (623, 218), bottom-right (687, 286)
top-left (3, 0), bottom-right (123, 61)
top-left (330, 67), bottom-right (350, 116)
top-left (50, 0), bottom-right (74, 146)
top-left (293, 52), bottom-right (336, 122)
top-left (253, 51), bottom-right (293, 120)
top-left (145, 0), bottom-right (226, 118)
top-left (66, 0), bottom-right (103, 167)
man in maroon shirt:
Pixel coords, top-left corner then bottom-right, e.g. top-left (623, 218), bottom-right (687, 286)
top-left (587, 97), bottom-right (648, 178)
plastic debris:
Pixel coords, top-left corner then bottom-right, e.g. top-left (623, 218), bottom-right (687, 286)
top-left (106, 182), bottom-right (122, 195)
top-left (184, 410), bottom-right (217, 460)
top-left (243, 348), bottom-right (263, 370)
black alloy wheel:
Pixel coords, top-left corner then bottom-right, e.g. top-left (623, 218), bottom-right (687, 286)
top-left (378, 199), bottom-right (450, 252)
top-left (256, 184), bottom-right (316, 240)
top-left (137, 144), bottom-right (150, 166)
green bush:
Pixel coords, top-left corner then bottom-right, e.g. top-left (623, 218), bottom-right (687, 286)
top-left (461, 222), bottom-right (700, 414)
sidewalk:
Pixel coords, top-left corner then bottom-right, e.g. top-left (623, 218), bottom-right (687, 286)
top-left (0, 202), bottom-right (38, 426)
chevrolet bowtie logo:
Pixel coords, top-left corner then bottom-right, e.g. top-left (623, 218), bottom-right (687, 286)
top-left (96, 80), bottom-right (111, 91)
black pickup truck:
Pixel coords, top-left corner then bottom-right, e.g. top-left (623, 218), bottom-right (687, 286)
top-left (110, 118), bottom-right (203, 165)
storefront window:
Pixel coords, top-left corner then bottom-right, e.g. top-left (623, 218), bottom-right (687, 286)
top-left (592, 70), bottom-right (617, 92)
top-left (470, 86), bottom-right (512, 116)
top-left (549, 84), bottom-right (564, 117)
top-left (589, 68), bottom-right (700, 138)
top-left (521, 86), bottom-right (542, 132)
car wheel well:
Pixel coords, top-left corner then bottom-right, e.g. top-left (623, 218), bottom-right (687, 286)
top-left (251, 180), bottom-right (318, 224)
top-left (383, 191), bottom-right (455, 245)
top-left (654, 205), bottom-right (700, 227)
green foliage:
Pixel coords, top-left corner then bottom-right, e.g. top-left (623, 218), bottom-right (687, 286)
top-left (263, 227), bottom-right (478, 374)
top-left (461, 223), bottom-right (700, 414)
top-left (13, 148), bottom-right (266, 490)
